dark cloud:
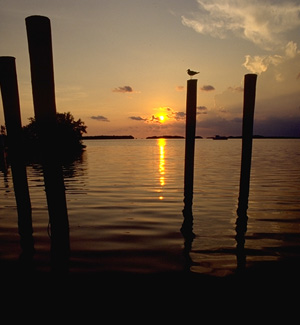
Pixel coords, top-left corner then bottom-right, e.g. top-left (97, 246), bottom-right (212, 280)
top-left (91, 115), bottom-right (110, 122)
top-left (173, 111), bottom-right (186, 120)
top-left (150, 115), bottom-right (160, 122)
top-left (197, 106), bottom-right (208, 114)
top-left (253, 116), bottom-right (300, 137)
top-left (196, 115), bottom-right (300, 137)
top-left (129, 116), bottom-right (147, 121)
top-left (197, 116), bottom-right (242, 136)
top-left (113, 86), bottom-right (133, 93)
top-left (200, 85), bottom-right (215, 91)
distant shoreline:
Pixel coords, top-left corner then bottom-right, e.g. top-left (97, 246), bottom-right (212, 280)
top-left (82, 135), bottom-right (300, 140)
top-left (83, 135), bottom-right (134, 140)
top-left (146, 135), bottom-right (185, 139)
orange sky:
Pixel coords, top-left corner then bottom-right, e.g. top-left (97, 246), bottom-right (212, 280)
top-left (1, 0), bottom-right (300, 137)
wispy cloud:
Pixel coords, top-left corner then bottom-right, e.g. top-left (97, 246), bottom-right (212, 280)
top-left (182, 0), bottom-right (300, 50)
top-left (113, 86), bottom-right (133, 93)
top-left (90, 115), bottom-right (110, 122)
top-left (129, 116), bottom-right (147, 121)
top-left (113, 86), bottom-right (135, 93)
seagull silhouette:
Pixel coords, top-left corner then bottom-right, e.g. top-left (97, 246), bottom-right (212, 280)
top-left (187, 69), bottom-right (200, 78)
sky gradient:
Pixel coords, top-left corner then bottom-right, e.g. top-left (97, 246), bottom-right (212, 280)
top-left (1, 0), bottom-right (300, 138)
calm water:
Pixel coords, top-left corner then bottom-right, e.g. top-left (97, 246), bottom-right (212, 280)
top-left (1, 139), bottom-right (300, 276)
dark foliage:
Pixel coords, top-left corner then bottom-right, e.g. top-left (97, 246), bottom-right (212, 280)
top-left (22, 112), bottom-right (87, 161)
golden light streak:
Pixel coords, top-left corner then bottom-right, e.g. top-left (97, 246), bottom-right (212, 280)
top-left (158, 138), bottom-right (166, 199)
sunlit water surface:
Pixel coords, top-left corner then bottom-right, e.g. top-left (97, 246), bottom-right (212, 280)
top-left (1, 139), bottom-right (299, 276)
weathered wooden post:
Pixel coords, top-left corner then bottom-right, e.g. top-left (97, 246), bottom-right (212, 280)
top-left (25, 16), bottom-right (69, 271)
top-left (237, 74), bottom-right (257, 215)
top-left (0, 56), bottom-right (34, 256)
top-left (183, 79), bottom-right (197, 210)
top-left (235, 73), bottom-right (257, 273)
top-left (181, 79), bottom-right (197, 243)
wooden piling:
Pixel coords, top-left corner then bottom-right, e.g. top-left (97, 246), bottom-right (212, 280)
top-left (183, 79), bottom-right (197, 209)
top-left (0, 56), bottom-right (34, 255)
top-left (237, 73), bottom-right (257, 215)
top-left (25, 16), bottom-right (69, 271)
top-left (181, 79), bottom-right (197, 265)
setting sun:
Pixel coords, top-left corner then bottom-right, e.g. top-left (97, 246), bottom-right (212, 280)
top-left (159, 115), bottom-right (165, 122)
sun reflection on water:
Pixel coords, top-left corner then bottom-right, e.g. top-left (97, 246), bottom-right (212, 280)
top-left (158, 138), bottom-right (166, 199)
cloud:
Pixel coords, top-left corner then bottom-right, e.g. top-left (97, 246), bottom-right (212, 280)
top-left (129, 107), bottom-right (186, 124)
top-left (254, 116), bottom-right (300, 137)
top-left (200, 85), bottom-right (215, 91)
top-left (173, 111), bottom-right (186, 120)
top-left (90, 115), bottom-right (110, 122)
top-left (243, 53), bottom-right (283, 74)
top-left (113, 86), bottom-right (133, 93)
top-left (285, 40), bottom-right (299, 58)
top-left (243, 41), bottom-right (300, 74)
top-left (197, 106), bottom-right (208, 114)
top-left (196, 116), bottom-right (242, 136)
top-left (129, 116), bottom-right (147, 121)
top-left (182, 0), bottom-right (300, 50)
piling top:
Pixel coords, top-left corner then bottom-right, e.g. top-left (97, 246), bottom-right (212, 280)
top-left (0, 57), bottom-right (16, 80)
top-left (25, 15), bottom-right (50, 23)
top-left (0, 56), bottom-right (16, 62)
top-left (187, 78), bottom-right (198, 90)
top-left (245, 73), bottom-right (258, 79)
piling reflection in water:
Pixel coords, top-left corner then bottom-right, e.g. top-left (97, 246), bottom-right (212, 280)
top-left (235, 210), bottom-right (248, 273)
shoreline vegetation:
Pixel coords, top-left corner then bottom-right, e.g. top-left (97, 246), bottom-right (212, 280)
top-left (1, 112), bottom-right (87, 164)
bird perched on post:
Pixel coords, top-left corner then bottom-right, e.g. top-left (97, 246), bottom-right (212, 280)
top-left (187, 69), bottom-right (200, 78)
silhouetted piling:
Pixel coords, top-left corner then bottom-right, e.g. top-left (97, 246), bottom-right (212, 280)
top-left (0, 56), bottom-right (34, 256)
top-left (235, 74), bottom-right (257, 274)
top-left (181, 79), bottom-right (197, 247)
top-left (183, 79), bottom-right (197, 210)
top-left (26, 16), bottom-right (69, 271)
top-left (237, 74), bottom-right (257, 215)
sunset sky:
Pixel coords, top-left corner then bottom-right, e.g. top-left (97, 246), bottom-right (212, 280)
top-left (1, 0), bottom-right (300, 138)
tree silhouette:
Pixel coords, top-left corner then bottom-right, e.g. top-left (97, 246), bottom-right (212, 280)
top-left (22, 112), bottom-right (87, 161)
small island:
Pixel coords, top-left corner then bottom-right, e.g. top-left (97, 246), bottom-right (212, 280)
top-left (83, 135), bottom-right (134, 140)
top-left (146, 135), bottom-right (184, 139)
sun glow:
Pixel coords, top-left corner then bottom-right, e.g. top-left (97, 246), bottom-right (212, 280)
top-left (159, 115), bottom-right (165, 122)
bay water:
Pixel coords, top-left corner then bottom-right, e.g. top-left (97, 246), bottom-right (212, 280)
top-left (1, 138), bottom-right (299, 276)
